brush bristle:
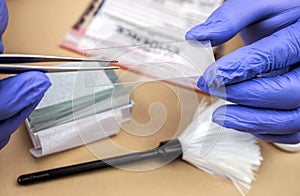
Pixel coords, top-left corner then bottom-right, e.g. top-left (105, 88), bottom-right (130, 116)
top-left (178, 100), bottom-right (262, 194)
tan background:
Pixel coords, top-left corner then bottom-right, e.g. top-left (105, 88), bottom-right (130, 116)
top-left (1, 0), bottom-right (300, 195)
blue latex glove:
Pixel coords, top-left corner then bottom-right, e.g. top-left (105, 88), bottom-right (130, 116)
top-left (186, 0), bottom-right (300, 144)
top-left (0, 0), bottom-right (8, 53)
top-left (0, 0), bottom-right (51, 149)
top-left (0, 73), bottom-right (51, 149)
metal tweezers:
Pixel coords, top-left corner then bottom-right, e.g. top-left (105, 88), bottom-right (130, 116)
top-left (0, 54), bottom-right (119, 74)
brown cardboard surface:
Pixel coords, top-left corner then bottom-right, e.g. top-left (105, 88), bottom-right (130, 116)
top-left (2, 1), bottom-right (300, 196)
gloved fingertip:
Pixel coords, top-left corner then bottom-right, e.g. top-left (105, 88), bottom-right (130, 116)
top-left (185, 24), bottom-right (209, 41)
top-left (212, 114), bottom-right (224, 127)
top-left (212, 106), bottom-right (227, 126)
top-left (0, 136), bottom-right (10, 150)
top-left (197, 77), bottom-right (228, 98)
top-left (33, 72), bottom-right (52, 92)
top-left (197, 76), bottom-right (210, 93)
top-left (22, 71), bottom-right (51, 103)
top-left (0, 72), bottom-right (51, 120)
top-left (185, 21), bottom-right (238, 46)
top-left (185, 30), bottom-right (195, 41)
top-left (200, 62), bottom-right (227, 88)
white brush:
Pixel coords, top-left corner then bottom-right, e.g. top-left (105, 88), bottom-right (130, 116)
top-left (179, 100), bottom-right (262, 194)
top-left (18, 100), bottom-right (262, 194)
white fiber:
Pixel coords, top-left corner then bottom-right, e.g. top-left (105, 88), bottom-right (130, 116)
top-left (178, 100), bottom-right (262, 195)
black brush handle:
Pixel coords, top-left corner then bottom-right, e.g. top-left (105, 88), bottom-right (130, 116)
top-left (18, 139), bottom-right (182, 185)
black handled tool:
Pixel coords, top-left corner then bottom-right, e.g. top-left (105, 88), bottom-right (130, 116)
top-left (17, 139), bottom-right (182, 185)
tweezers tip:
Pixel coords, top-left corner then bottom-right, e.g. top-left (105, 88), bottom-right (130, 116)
top-left (105, 66), bottom-right (120, 70)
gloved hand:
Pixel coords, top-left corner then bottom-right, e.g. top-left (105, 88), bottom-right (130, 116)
top-left (0, 0), bottom-right (51, 149)
top-left (186, 0), bottom-right (300, 144)
top-left (0, 72), bottom-right (51, 149)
